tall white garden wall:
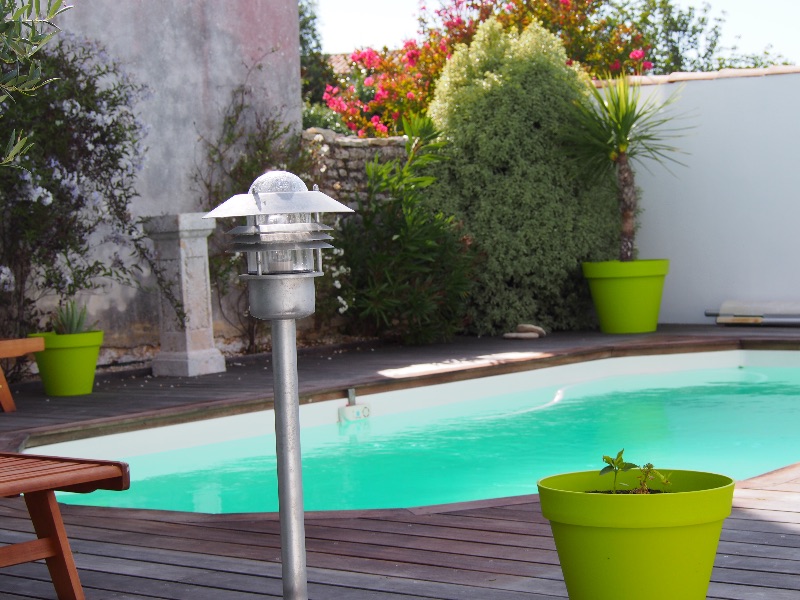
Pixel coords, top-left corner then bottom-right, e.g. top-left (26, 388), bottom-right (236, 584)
top-left (635, 68), bottom-right (800, 324)
top-left (54, 1), bottom-right (301, 362)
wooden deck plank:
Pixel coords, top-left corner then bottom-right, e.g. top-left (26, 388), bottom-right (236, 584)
top-left (0, 328), bottom-right (799, 598)
top-left (708, 581), bottom-right (800, 600)
top-left (2, 486), bottom-right (798, 600)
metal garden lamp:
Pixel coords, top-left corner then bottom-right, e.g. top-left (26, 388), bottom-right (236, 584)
top-left (204, 170), bottom-right (352, 599)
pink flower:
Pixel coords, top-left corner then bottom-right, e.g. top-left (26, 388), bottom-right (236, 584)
top-left (629, 49), bottom-right (645, 61)
top-left (642, 61), bottom-right (654, 71)
top-left (375, 123), bottom-right (388, 134)
top-left (404, 48), bottom-right (420, 68)
top-left (357, 128), bottom-right (366, 138)
top-left (406, 91), bottom-right (415, 100)
top-left (347, 122), bottom-right (357, 131)
top-left (370, 115), bottom-right (381, 124)
top-left (364, 76), bottom-right (375, 87)
top-left (374, 86), bottom-right (389, 103)
top-left (356, 48), bottom-right (380, 69)
top-left (326, 96), bottom-right (347, 112)
top-left (610, 59), bottom-right (621, 72)
top-left (444, 16), bottom-right (464, 29)
top-left (560, 0), bottom-right (571, 7)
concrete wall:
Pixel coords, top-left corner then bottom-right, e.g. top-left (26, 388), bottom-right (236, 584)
top-left (634, 68), bottom-right (800, 324)
top-left (55, 0), bottom-right (301, 362)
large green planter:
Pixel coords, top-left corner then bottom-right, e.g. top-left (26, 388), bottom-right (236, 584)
top-left (29, 331), bottom-right (104, 396)
top-left (582, 259), bottom-right (669, 334)
top-left (538, 469), bottom-right (734, 600)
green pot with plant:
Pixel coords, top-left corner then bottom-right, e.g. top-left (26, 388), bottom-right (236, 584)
top-left (538, 450), bottom-right (734, 600)
top-left (568, 59), bottom-right (686, 333)
top-left (29, 300), bottom-right (103, 396)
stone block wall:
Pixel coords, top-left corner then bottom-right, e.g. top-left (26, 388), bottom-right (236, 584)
top-left (302, 128), bottom-right (407, 204)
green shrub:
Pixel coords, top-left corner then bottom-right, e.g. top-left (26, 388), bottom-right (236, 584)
top-left (336, 115), bottom-right (477, 344)
top-left (427, 18), bottom-right (619, 334)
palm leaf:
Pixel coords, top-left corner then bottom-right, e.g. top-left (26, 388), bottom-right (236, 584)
top-left (567, 74), bottom-right (689, 180)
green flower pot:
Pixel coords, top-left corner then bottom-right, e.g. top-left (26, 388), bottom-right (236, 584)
top-left (29, 331), bottom-right (104, 396)
top-left (538, 469), bottom-right (734, 600)
top-left (582, 259), bottom-right (669, 334)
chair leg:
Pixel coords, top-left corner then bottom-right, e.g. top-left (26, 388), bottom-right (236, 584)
top-left (24, 491), bottom-right (85, 600)
top-left (0, 367), bottom-right (16, 412)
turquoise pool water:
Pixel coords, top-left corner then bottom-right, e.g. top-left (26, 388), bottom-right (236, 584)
top-left (55, 359), bottom-right (800, 513)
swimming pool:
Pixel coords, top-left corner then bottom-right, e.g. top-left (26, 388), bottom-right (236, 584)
top-left (33, 350), bottom-right (800, 513)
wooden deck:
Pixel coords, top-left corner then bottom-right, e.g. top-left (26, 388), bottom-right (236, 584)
top-left (0, 473), bottom-right (798, 599)
top-left (1, 327), bottom-right (799, 598)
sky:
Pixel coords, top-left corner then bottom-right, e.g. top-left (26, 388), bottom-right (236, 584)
top-left (316, 0), bottom-right (799, 65)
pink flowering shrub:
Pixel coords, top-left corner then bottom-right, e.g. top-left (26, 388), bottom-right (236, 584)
top-left (323, 0), bottom-right (652, 137)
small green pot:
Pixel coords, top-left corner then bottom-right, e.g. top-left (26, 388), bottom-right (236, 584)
top-left (538, 469), bottom-right (734, 600)
top-left (582, 259), bottom-right (669, 334)
top-left (29, 331), bottom-right (104, 396)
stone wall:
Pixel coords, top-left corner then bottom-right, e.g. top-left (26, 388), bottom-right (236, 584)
top-left (302, 128), bottom-right (407, 204)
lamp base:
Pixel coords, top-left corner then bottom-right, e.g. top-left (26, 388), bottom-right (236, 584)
top-left (242, 273), bottom-right (320, 320)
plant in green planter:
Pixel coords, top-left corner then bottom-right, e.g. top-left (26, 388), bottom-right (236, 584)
top-left (599, 448), bottom-right (670, 493)
top-left (537, 449), bottom-right (734, 600)
top-left (50, 299), bottom-right (94, 334)
top-left (567, 57), bottom-right (688, 333)
top-left (30, 300), bottom-right (104, 396)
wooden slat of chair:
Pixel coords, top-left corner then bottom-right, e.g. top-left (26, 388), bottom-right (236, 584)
top-left (0, 452), bottom-right (129, 599)
top-left (0, 338), bottom-right (45, 412)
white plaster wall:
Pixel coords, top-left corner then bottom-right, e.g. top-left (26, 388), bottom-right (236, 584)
top-left (51, 0), bottom-right (301, 358)
top-left (58, 0), bottom-right (301, 216)
top-left (634, 70), bottom-right (800, 324)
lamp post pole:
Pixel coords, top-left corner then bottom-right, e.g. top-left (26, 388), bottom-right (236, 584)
top-left (271, 317), bottom-right (307, 598)
top-left (204, 171), bottom-right (352, 599)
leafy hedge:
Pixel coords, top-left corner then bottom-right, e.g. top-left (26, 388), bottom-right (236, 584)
top-left (427, 19), bottom-right (619, 334)
top-left (336, 116), bottom-right (477, 344)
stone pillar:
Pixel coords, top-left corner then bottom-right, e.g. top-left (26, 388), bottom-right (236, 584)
top-left (144, 213), bottom-right (226, 377)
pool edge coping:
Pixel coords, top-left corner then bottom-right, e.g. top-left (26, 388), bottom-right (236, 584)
top-left (12, 336), bottom-right (800, 452)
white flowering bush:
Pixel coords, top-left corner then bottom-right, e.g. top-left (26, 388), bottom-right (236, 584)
top-left (0, 34), bottom-right (177, 346)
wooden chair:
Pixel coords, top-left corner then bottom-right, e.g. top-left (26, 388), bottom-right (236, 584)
top-left (0, 338), bottom-right (45, 412)
top-left (0, 452), bottom-right (130, 600)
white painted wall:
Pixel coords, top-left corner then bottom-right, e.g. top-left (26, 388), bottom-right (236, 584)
top-left (50, 1), bottom-right (302, 359)
top-left (634, 69), bottom-right (800, 324)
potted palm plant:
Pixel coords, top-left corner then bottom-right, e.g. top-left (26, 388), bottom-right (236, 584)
top-left (569, 69), bottom-right (686, 333)
top-left (29, 300), bottom-right (104, 396)
top-left (538, 450), bottom-right (734, 600)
